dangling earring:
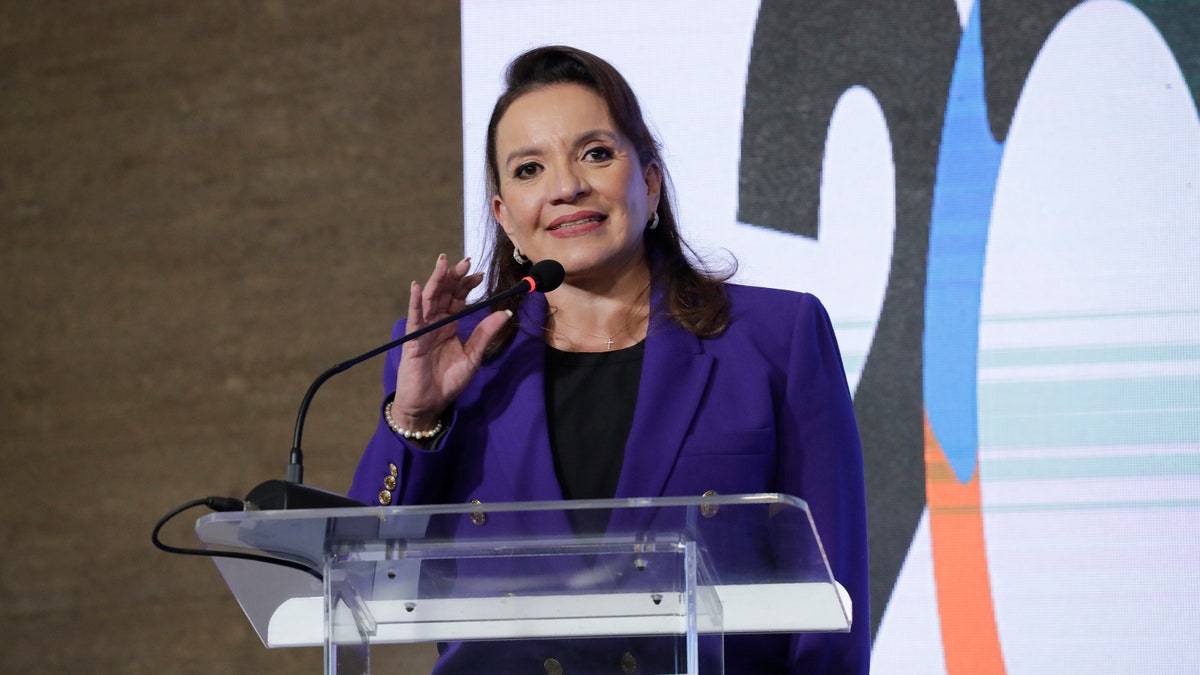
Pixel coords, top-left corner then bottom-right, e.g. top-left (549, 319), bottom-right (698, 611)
top-left (513, 247), bottom-right (529, 265)
top-left (648, 212), bottom-right (660, 230)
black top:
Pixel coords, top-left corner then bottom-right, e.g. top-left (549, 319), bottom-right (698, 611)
top-left (544, 341), bottom-right (645, 502)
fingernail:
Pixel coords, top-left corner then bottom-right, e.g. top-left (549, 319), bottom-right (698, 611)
top-left (504, 309), bottom-right (514, 318)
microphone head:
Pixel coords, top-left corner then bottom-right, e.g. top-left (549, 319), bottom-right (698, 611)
top-left (527, 259), bottom-right (565, 293)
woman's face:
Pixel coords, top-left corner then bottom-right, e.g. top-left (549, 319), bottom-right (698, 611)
top-left (491, 83), bottom-right (661, 285)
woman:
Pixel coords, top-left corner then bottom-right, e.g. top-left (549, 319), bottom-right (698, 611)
top-left (350, 46), bottom-right (869, 673)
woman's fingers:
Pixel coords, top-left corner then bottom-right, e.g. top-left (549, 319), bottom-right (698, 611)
top-left (462, 309), bottom-right (511, 364)
top-left (422, 254), bottom-right (477, 318)
top-left (420, 255), bottom-right (447, 314)
top-left (446, 272), bottom-right (485, 314)
top-left (406, 280), bottom-right (425, 327)
top-left (404, 254), bottom-right (483, 355)
top-left (453, 271), bottom-right (483, 299)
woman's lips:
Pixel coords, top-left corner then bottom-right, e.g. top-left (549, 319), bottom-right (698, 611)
top-left (546, 211), bottom-right (606, 237)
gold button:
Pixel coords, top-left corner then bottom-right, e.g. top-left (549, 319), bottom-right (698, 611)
top-left (621, 651), bottom-right (638, 673)
top-left (469, 498), bottom-right (487, 526)
top-left (388, 463), bottom-right (399, 477)
top-left (543, 657), bottom-right (563, 675)
top-left (378, 489), bottom-right (393, 506)
top-left (700, 489), bottom-right (719, 518)
top-left (383, 475), bottom-right (397, 491)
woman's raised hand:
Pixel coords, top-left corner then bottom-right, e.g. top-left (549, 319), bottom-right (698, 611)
top-left (390, 254), bottom-right (510, 433)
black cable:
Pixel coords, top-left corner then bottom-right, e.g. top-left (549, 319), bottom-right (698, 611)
top-left (152, 497), bottom-right (322, 581)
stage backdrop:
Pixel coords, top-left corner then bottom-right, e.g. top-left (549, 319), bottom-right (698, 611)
top-left (460, 1), bottom-right (1199, 672)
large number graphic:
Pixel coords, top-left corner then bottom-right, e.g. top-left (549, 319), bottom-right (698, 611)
top-left (739, 0), bottom-right (1199, 671)
top-left (740, 0), bottom-right (960, 637)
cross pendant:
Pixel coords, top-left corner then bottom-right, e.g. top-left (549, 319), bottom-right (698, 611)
top-left (605, 337), bottom-right (614, 350)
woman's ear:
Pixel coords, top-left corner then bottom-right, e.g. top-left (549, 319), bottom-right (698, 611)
top-left (644, 161), bottom-right (663, 217)
top-left (492, 194), bottom-right (514, 239)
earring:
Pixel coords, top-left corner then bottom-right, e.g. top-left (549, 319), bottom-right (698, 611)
top-left (648, 212), bottom-right (660, 230)
top-left (513, 247), bottom-right (529, 265)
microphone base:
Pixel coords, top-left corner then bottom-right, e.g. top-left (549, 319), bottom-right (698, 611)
top-left (244, 479), bottom-right (365, 510)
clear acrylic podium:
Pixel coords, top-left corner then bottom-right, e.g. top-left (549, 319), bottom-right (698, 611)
top-left (196, 493), bottom-right (851, 674)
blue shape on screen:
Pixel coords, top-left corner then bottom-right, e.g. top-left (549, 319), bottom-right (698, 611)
top-left (924, 2), bottom-right (1005, 484)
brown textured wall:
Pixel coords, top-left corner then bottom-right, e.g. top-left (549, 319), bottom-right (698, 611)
top-left (1, 2), bottom-right (462, 672)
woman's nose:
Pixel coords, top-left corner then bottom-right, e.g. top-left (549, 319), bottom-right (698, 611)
top-left (550, 165), bottom-right (589, 203)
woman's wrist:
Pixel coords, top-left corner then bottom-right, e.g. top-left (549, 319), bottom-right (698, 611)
top-left (384, 400), bottom-right (446, 440)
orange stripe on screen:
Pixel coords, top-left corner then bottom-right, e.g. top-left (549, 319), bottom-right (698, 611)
top-left (925, 411), bottom-right (1006, 674)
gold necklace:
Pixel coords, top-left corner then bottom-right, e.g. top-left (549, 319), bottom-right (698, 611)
top-left (548, 307), bottom-right (648, 351)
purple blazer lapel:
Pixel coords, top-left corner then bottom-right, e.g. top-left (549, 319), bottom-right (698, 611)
top-left (614, 299), bottom-right (714, 500)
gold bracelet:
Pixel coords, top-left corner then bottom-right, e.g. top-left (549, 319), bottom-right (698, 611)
top-left (384, 400), bottom-right (444, 440)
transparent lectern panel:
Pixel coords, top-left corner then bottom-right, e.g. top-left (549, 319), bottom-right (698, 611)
top-left (196, 493), bottom-right (850, 660)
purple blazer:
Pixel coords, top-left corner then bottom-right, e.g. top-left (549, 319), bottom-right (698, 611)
top-left (350, 283), bottom-right (870, 674)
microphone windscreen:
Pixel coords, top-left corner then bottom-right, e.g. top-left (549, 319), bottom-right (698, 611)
top-left (528, 259), bottom-right (565, 293)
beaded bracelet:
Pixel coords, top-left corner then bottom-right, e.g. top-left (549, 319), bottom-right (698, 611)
top-left (384, 400), bottom-right (445, 440)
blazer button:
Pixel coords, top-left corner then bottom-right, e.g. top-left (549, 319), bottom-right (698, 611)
top-left (468, 498), bottom-right (487, 526)
top-left (543, 657), bottom-right (563, 675)
top-left (383, 475), bottom-right (397, 491)
top-left (620, 651), bottom-right (638, 673)
top-left (700, 489), bottom-right (719, 518)
top-left (388, 463), bottom-right (399, 477)
top-left (378, 489), bottom-right (393, 506)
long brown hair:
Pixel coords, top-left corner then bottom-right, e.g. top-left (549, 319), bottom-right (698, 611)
top-left (483, 46), bottom-right (732, 351)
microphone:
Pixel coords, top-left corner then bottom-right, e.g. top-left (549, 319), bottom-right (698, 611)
top-left (245, 259), bottom-right (565, 510)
